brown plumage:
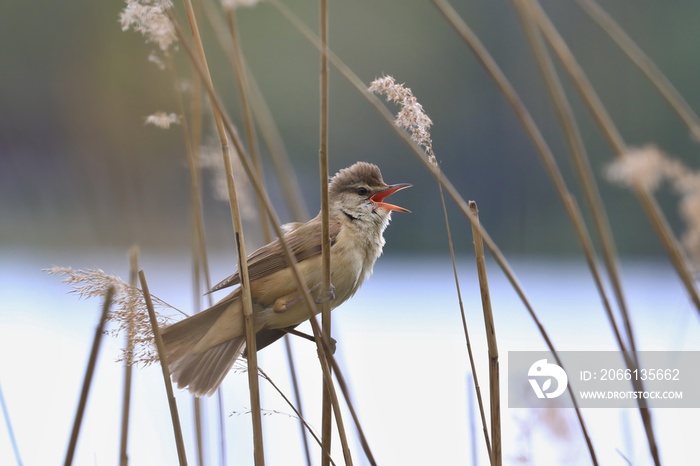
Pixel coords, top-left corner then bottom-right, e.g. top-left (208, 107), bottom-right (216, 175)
top-left (161, 162), bottom-right (411, 396)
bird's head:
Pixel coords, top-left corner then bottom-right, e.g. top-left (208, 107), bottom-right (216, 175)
top-left (329, 162), bottom-right (411, 224)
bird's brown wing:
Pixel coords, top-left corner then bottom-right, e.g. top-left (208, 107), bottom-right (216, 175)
top-left (207, 218), bottom-right (340, 294)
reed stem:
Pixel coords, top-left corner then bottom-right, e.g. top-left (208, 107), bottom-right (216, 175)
top-left (139, 271), bottom-right (188, 466)
top-left (180, 1), bottom-right (265, 463)
top-left (64, 286), bottom-right (114, 466)
top-left (119, 248), bottom-right (139, 466)
top-left (318, 0), bottom-right (334, 464)
top-left (469, 201), bottom-right (501, 466)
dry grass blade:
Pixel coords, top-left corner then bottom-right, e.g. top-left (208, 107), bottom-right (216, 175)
top-left (201, 0), bottom-right (309, 222)
top-left (119, 248), bottom-right (139, 466)
top-left (179, 1), bottom-right (265, 462)
top-left (440, 184), bottom-right (492, 462)
top-left (65, 286), bottom-right (115, 466)
top-left (576, 0), bottom-right (700, 142)
top-left (226, 6), bottom-right (272, 244)
top-left (511, 0), bottom-right (637, 356)
top-left (469, 202), bottom-right (501, 466)
top-left (528, 0), bottom-right (700, 320)
top-left (138, 271), bottom-right (188, 466)
top-left (318, 0), bottom-right (335, 464)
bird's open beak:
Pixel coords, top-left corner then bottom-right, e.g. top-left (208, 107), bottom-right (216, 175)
top-left (371, 183), bottom-right (412, 213)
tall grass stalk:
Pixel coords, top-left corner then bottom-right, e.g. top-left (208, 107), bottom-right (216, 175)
top-left (64, 286), bottom-right (114, 466)
top-left (528, 0), bottom-right (700, 319)
top-left (433, 0), bottom-right (621, 380)
top-left (576, 0), bottom-right (700, 142)
top-left (201, 0), bottom-right (309, 222)
top-left (318, 0), bottom-right (335, 464)
top-left (469, 201), bottom-right (500, 466)
top-left (168, 14), bottom-right (359, 464)
top-left (166, 51), bottom-right (224, 466)
top-left (225, 6), bottom-right (272, 244)
top-left (180, 1), bottom-right (265, 463)
top-left (138, 271), bottom-right (188, 465)
top-left (119, 248), bottom-right (139, 466)
top-left (512, 4), bottom-right (664, 460)
top-left (268, 3), bottom-right (597, 461)
top-left (440, 183), bottom-right (492, 462)
top-left (511, 0), bottom-right (637, 356)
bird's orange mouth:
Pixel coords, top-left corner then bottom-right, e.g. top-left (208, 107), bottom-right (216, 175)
top-left (371, 183), bottom-right (412, 213)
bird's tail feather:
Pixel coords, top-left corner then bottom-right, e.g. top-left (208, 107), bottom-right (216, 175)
top-left (161, 299), bottom-right (245, 397)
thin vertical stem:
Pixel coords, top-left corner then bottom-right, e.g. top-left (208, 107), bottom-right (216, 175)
top-left (226, 6), bottom-right (272, 244)
top-left (318, 0), bottom-right (333, 464)
top-left (439, 184), bottom-right (491, 462)
top-left (513, 0), bottom-right (637, 357)
top-left (65, 286), bottom-right (115, 466)
top-left (139, 271), bottom-right (188, 466)
top-left (119, 248), bottom-right (139, 466)
top-left (469, 202), bottom-right (500, 466)
top-left (179, 2), bottom-right (265, 463)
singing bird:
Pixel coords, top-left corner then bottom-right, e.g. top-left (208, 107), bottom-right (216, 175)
top-left (161, 162), bottom-right (411, 396)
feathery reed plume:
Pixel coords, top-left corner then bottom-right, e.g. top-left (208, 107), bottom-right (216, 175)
top-left (120, 0), bottom-right (177, 52)
top-left (369, 75), bottom-right (436, 165)
top-left (47, 266), bottom-right (177, 366)
top-left (145, 112), bottom-right (181, 129)
top-left (370, 75), bottom-right (493, 462)
top-left (65, 286), bottom-right (114, 466)
top-left (607, 145), bottom-right (700, 270)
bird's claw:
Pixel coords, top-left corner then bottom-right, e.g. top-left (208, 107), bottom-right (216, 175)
top-left (315, 284), bottom-right (336, 304)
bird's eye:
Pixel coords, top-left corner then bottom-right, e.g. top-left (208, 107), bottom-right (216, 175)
top-left (356, 187), bottom-right (369, 196)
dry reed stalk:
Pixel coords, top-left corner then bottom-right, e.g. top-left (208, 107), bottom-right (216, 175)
top-left (138, 270), bottom-right (188, 465)
top-left (119, 248), bottom-right (139, 466)
top-left (200, 0), bottom-right (310, 222)
top-left (527, 0), bottom-right (700, 321)
top-left (513, 0), bottom-right (658, 432)
top-left (65, 286), bottom-right (114, 466)
top-left (0, 382), bottom-right (22, 466)
top-left (169, 17), bottom-right (359, 465)
top-left (200, 5), bottom-right (315, 453)
top-left (511, 0), bottom-right (638, 356)
top-left (266, 3), bottom-right (597, 463)
top-left (368, 74), bottom-right (492, 463)
top-left (523, 3), bottom-right (671, 463)
top-left (576, 0), bottom-right (700, 142)
top-left (225, 6), bottom-right (272, 244)
top-left (318, 0), bottom-right (334, 464)
top-left (469, 202), bottom-right (501, 466)
top-left (434, 0), bottom-right (621, 383)
top-left (179, 1), bottom-right (265, 463)
top-left (440, 184), bottom-right (492, 462)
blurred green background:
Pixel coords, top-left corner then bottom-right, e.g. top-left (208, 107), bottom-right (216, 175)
top-left (2, 0), bottom-right (699, 256)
